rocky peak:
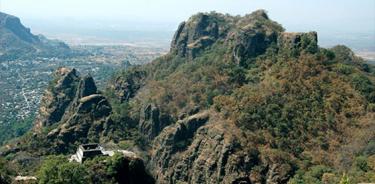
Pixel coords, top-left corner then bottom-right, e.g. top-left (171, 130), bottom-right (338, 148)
top-left (55, 68), bottom-right (79, 89)
top-left (170, 12), bottom-right (227, 59)
top-left (66, 74), bottom-right (102, 114)
top-left (34, 67), bottom-right (80, 131)
top-left (249, 9), bottom-right (269, 19)
top-left (76, 75), bottom-right (98, 98)
top-left (169, 10), bottom-right (321, 65)
top-left (33, 68), bottom-right (113, 152)
top-left (170, 10), bottom-right (285, 63)
top-left (230, 10), bottom-right (284, 65)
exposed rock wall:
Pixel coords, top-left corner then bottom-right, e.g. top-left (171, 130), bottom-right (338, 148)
top-left (139, 104), bottom-right (172, 141)
top-left (0, 11), bottom-right (70, 61)
top-left (109, 69), bottom-right (147, 102)
top-left (34, 68), bottom-right (80, 132)
top-left (33, 67), bottom-right (113, 152)
top-left (148, 112), bottom-right (257, 184)
top-left (0, 12), bottom-right (39, 44)
top-left (169, 10), bottom-right (285, 65)
top-left (170, 13), bottom-right (223, 59)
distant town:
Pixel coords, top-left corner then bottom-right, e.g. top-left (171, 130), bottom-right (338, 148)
top-left (0, 45), bottom-right (167, 124)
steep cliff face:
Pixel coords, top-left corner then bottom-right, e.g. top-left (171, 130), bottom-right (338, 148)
top-left (34, 67), bottom-right (113, 152)
top-left (0, 11), bottom-right (70, 61)
top-left (139, 104), bottom-right (172, 141)
top-left (0, 12), bottom-right (39, 44)
top-left (34, 68), bottom-right (81, 131)
top-left (109, 69), bottom-right (147, 102)
top-left (170, 10), bottom-right (284, 64)
top-left (148, 111), bottom-right (295, 184)
top-left (170, 13), bottom-right (224, 59)
top-left (230, 10), bottom-right (283, 65)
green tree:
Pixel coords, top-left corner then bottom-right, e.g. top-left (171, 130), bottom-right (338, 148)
top-left (0, 158), bottom-right (15, 184)
top-left (38, 156), bottom-right (88, 184)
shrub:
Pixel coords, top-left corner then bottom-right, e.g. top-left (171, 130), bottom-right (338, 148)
top-left (334, 63), bottom-right (354, 75)
top-left (37, 156), bottom-right (88, 184)
top-left (354, 156), bottom-right (370, 172)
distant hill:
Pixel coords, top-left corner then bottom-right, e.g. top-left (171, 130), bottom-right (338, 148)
top-left (0, 12), bottom-right (70, 61)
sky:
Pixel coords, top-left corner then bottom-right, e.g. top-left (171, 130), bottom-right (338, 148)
top-left (1, 0), bottom-right (374, 49)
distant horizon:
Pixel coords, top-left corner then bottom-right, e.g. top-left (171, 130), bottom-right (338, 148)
top-left (1, 0), bottom-right (374, 52)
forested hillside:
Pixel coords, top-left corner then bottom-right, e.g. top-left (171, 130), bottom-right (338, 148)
top-left (1, 10), bottom-right (374, 184)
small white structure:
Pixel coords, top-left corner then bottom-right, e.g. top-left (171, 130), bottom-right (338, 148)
top-left (70, 143), bottom-right (107, 163)
top-left (70, 143), bottom-right (137, 163)
top-left (14, 176), bottom-right (37, 184)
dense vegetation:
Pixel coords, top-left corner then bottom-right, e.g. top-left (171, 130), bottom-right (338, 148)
top-left (107, 34), bottom-right (375, 183)
top-left (37, 154), bottom-right (153, 184)
top-left (0, 10), bottom-right (374, 183)
top-left (0, 116), bottom-right (34, 145)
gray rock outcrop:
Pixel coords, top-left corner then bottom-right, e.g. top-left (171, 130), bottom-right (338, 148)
top-left (139, 104), bottom-right (172, 141)
top-left (149, 111), bottom-right (257, 184)
top-left (170, 13), bottom-right (223, 59)
top-left (34, 67), bottom-right (80, 131)
top-left (34, 67), bottom-right (113, 153)
top-left (109, 69), bottom-right (147, 102)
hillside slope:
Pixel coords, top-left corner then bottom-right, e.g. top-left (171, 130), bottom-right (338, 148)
top-left (1, 10), bottom-right (374, 183)
top-left (108, 10), bottom-right (375, 183)
top-left (0, 12), bottom-right (70, 61)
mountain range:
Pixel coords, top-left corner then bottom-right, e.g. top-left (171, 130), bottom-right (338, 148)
top-left (0, 12), bottom-right (70, 61)
top-left (0, 10), bottom-right (374, 184)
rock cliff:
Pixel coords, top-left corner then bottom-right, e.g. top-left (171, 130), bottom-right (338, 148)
top-left (170, 13), bottom-right (224, 59)
top-left (148, 111), bottom-right (295, 184)
top-left (169, 10), bottom-right (320, 66)
top-left (34, 68), bottom-right (81, 131)
top-left (0, 12), bottom-right (39, 44)
top-left (109, 69), bottom-right (147, 102)
top-left (139, 104), bottom-right (172, 141)
top-left (34, 67), bottom-right (113, 152)
top-left (170, 10), bottom-right (284, 64)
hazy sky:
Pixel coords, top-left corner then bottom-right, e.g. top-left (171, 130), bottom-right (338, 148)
top-left (2, 0), bottom-right (374, 28)
top-left (1, 0), bottom-right (374, 48)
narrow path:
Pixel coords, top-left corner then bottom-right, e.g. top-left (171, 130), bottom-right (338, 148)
top-left (18, 73), bottom-right (31, 111)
